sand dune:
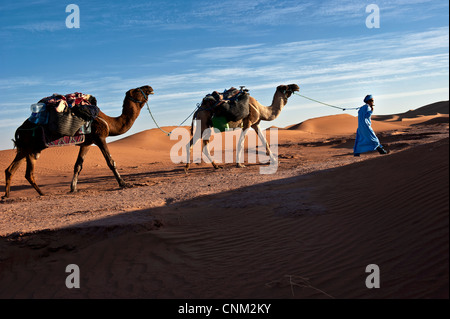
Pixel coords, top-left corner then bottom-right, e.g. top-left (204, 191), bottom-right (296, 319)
top-left (286, 101), bottom-right (449, 135)
top-left (373, 100), bottom-right (449, 121)
top-left (110, 126), bottom-right (189, 151)
top-left (286, 113), bottom-right (404, 135)
top-left (0, 101), bottom-right (448, 299)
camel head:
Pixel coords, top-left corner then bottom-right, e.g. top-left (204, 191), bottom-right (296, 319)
top-left (126, 85), bottom-right (154, 107)
top-left (277, 84), bottom-right (300, 99)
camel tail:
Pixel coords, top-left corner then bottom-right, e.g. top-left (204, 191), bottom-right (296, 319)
top-left (12, 139), bottom-right (17, 150)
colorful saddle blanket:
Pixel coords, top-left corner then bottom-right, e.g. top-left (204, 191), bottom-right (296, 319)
top-left (45, 133), bottom-right (86, 148)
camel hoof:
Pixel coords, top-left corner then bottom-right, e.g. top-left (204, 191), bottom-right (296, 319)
top-left (236, 163), bottom-right (246, 168)
top-left (120, 182), bottom-right (134, 189)
top-left (213, 165), bottom-right (223, 170)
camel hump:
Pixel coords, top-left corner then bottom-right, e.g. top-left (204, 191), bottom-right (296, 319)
top-left (210, 87), bottom-right (250, 122)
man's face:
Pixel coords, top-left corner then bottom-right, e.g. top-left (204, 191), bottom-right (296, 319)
top-left (367, 99), bottom-right (374, 106)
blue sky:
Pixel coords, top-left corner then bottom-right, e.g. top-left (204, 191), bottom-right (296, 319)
top-left (0, 0), bottom-right (448, 150)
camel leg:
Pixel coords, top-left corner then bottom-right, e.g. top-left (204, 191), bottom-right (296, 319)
top-left (71, 145), bottom-right (91, 193)
top-left (202, 139), bottom-right (221, 170)
top-left (252, 124), bottom-right (277, 163)
top-left (185, 121), bottom-right (217, 173)
top-left (185, 135), bottom-right (221, 172)
top-left (3, 151), bottom-right (27, 198)
top-left (184, 136), bottom-right (194, 174)
top-left (25, 153), bottom-right (44, 196)
top-left (236, 128), bottom-right (249, 168)
top-left (96, 138), bottom-right (130, 188)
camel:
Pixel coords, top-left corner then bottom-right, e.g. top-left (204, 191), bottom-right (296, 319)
top-left (184, 84), bottom-right (300, 173)
top-left (3, 85), bottom-right (154, 198)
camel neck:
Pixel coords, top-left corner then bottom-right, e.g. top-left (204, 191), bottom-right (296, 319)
top-left (259, 92), bottom-right (286, 121)
top-left (104, 100), bottom-right (142, 136)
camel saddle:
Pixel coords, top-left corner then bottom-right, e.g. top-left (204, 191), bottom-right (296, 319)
top-left (201, 87), bottom-right (250, 122)
top-left (29, 92), bottom-right (99, 137)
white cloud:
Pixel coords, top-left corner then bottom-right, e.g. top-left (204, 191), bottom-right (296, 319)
top-left (5, 21), bottom-right (65, 32)
top-left (0, 118), bottom-right (23, 129)
top-left (377, 87), bottom-right (449, 100)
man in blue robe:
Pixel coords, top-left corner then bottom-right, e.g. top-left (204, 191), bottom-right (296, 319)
top-left (353, 95), bottom-right (388, 156)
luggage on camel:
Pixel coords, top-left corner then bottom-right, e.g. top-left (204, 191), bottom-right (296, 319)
top-left (17, 92), bottom-right (100, 149)
top-left (47, 107), bottom-right (90, 137)
top-left (28, 92), bottom-right (100, 137)
top-left (200, 87), bottom-right (250, 132)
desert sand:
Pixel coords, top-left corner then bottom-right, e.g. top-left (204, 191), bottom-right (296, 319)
top-left (0, 101), bottom-right (448, 299)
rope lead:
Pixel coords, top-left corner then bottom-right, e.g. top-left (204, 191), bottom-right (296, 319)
top-left (147, 92), bottom-right (360, 137)
top-left (145, 100), bottom-right (200, 137)
top-left (293, 92), bottom-right (361, 111)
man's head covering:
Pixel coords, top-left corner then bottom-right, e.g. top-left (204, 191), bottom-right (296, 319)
top-left (364, 95), bottom-right (373, 103)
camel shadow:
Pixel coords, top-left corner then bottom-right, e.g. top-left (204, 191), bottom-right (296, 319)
top-left (1, 163), bottom-right (269, 200)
